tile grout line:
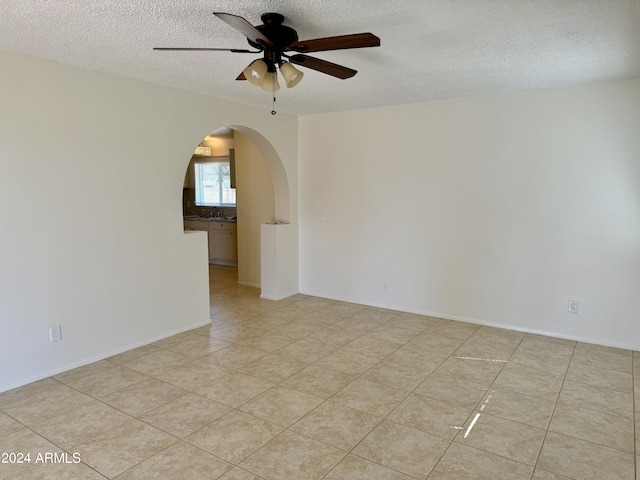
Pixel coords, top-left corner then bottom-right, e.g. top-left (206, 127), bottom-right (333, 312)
top-left (423, 329), bottom-right (532, 479)
top-left (295, 317), bottom-right (451, 479)
top-left (135, 302), bottom-right (387, 474)
top-left (392, 328), bottom-right (483, 480)
top-left (530, 338), bottom-right (578, 479)
top-left (315, 324), bottom-right (514, 479)
top-left (196, 313), bottom-right (453, 478)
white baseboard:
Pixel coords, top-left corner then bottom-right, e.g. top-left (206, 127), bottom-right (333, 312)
top-left (260, 291), bottom-right (299, 301)
top-left (0, 318), bottom-right (211, 394)
top-left (297, 290), bottom-right (640, 352)
top-left (209, 259), bottom-right (237, 267)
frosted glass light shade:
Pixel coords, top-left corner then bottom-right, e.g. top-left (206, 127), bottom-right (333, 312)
top-left (243, 59), bottom-right (268, 86)
top-left (280, 62), bottom-right (304, 88)
top-left (260, 71), bottom-right (280, 92)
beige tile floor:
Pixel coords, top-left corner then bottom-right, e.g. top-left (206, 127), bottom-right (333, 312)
top-left (0, 264), bottom-right (638, 479)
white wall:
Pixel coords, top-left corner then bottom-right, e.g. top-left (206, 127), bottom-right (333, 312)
top-left (299, 79), bottom-right (640, 350)
top-left (0, 50), bottom-right (298, 392)
top-left (235, 131), bottom-right (275, 288)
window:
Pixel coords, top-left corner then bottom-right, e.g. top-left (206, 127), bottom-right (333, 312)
top-left (194, 160), bottom-right (236, 206)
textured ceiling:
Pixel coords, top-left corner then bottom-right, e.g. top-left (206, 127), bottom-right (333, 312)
top-left (2, 0), bottom-right (640, 115)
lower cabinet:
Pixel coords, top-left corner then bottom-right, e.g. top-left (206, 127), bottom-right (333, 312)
top-left (208, 222), bottom-right (237, 266)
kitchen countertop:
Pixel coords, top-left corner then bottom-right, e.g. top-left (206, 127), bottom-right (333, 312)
top-left (184, 216), bottom-right (237, 223)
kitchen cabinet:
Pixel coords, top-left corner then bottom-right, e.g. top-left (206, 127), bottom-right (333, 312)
top-left (209, 221), bottom-right (237, 266)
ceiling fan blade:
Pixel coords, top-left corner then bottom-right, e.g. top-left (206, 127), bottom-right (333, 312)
top-left (213, 12), bottom-right (273, 47)
top-left (153, 47), bottom-right (259, 53)
top-left (289, 33), bottom-right (380, 53)
top-left (236, 72), bottom-right (247, 80)
top-left (289, 54), bottom-right (357, 79)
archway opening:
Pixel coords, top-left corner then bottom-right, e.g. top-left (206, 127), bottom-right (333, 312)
top-left (181, 125), bottom-right (291, 304)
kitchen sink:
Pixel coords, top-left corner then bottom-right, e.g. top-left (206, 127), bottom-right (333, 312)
top-left (184, 215), bottom-right (236, 222)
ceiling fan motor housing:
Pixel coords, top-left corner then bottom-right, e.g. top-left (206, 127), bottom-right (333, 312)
top-left (248, 13), bottom-right (299, 52)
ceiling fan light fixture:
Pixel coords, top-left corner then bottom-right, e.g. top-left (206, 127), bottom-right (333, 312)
top-left (260, 71), bottom-right (280, 92)
top-left (279, 61), bottom-right (304, 88)
top-left (243, 59), bottom-right (268, 86)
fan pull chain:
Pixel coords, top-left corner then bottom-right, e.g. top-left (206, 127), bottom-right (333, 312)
top-left (271, 71), bottom-right (277, 115)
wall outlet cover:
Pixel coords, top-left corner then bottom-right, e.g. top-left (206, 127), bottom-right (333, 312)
top-left (49, 325), bottom-right (62, 342)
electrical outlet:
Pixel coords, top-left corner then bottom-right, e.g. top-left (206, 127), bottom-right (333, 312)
top-left (49, 325), bottom-right (62, 342)
top-left (381, 281), bottom-right (389, 292)
top-left (316, 211), bottom-right (325, 221)
top-left (568, 300), bottom-right (579, 314)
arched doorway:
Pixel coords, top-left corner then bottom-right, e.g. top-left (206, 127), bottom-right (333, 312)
top-left (182, 125), bottom-right (296, 303)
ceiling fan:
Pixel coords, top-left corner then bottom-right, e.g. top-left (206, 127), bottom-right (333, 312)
top-left (154, 12), bottom-right (380, 94)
